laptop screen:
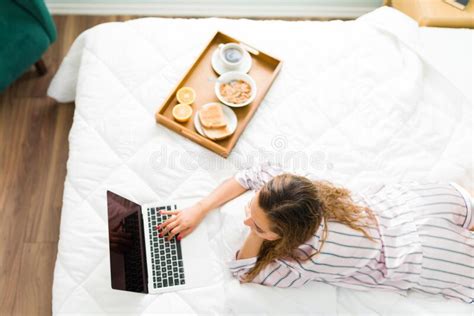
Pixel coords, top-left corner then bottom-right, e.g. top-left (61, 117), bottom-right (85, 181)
top-left (106, 191), bottom-right (148, 293)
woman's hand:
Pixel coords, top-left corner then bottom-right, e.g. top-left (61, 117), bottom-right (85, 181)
top-left (156, 203), bottom-right (206, 241)
top-left (155, 177), bottom-right (248, 241)
top-left (237, 230), bottom-right (265, 260)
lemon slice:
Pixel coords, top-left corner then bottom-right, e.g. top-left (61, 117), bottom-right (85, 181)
top-left (176, 87), bottom-right (196, 105)
top-left (172, 103), bottom-right (193, 123)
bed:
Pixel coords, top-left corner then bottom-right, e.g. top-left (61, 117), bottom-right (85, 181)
top-left (47, 7), bottom-right (473, 315)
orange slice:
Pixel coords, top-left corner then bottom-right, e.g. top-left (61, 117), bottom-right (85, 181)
top-left (172, 103), bottom-right (193, 123)
top-left (176, 87), bottom-right (196, 105)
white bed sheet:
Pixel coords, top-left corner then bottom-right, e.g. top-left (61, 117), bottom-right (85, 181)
top-left (48, 6), bottom-right (473, 315)
top-left (419, 27), bottom-right (473, 102)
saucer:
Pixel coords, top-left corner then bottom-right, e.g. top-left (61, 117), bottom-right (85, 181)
top-left (211, 48), bottom-right (252, 75)
top-left (194, 103), bottom-right (238, 139)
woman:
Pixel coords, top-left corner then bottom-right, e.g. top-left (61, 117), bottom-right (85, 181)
top-left (157, 162), bottom-right (473, 303)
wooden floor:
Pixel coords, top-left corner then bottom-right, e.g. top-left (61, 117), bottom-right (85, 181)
top-left (0, 15), bottom-right (141, 316)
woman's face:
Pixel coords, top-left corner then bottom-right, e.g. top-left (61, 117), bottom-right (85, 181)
top-left (244, 191), bottom-right (280, 241)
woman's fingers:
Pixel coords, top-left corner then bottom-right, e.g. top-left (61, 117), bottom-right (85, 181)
top-left (177, 227), bottom-right (193, 240)
top-left (157, 213), bottom-right (179, 230)
top-left (167, 225), bottom-right (184, 241)
top-left (160, 210), bottom-right (179, 215)
top-left (155, 207), bottom-right (200, 240)
top-left (160, 219), bottom-right (180, 236)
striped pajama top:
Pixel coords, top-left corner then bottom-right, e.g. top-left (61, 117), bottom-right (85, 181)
top-left (228, 162), bottom-right (474, 303)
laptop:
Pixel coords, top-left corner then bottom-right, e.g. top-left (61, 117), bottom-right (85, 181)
top-left (106, 190), bottom-right (213, 294)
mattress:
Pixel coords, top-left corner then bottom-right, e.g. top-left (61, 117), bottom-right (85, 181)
top-left (47, 7), bottom-right (473, 315)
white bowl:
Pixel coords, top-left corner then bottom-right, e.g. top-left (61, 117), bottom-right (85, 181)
top-left (214, 72), bottom-right (257, 107)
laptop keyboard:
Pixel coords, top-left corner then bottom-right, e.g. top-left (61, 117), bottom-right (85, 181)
top-left (147, 205), bottom-right (185, 289)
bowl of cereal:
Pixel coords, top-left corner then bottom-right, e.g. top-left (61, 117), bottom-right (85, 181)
top-left (215, 72), bottom-right (257, 107)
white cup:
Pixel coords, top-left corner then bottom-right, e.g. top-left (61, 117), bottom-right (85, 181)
top-left (218, 43), bottom-right (245, 70)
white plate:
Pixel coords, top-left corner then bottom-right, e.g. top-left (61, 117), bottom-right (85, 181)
top-left (214, 72), bottom-right (257, 108)
top-left (211, 48), bottom-right (252, 75)
top-left (194, 103), bottom-right (238, 139)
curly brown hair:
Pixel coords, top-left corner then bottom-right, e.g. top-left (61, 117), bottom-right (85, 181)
top-left (242, 173), bottom-right (377, 282)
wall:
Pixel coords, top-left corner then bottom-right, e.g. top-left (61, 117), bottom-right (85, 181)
top-left (45, 0), bottom-right (385, 18)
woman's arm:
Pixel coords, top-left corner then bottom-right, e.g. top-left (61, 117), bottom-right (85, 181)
top-left (159, 161), bottom-right (284, 240)
top-left (236, 231), bottom-right (265, 260)
top-left (229, 241), bottom-right (308, 287)
top-left (230, 232), bottom-right (309, 288)
top-left (197, 177), bottom-right (248, 216)
top-left (159, 177), bottom-right (247, 240)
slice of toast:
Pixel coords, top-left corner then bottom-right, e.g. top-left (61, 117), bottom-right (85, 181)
top-left (202, 125), bottom-right (233, 140)
top-left (198, 103), bottom-right (227, 128)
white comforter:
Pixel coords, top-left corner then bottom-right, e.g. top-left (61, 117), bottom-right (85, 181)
top-left (48, 7), bottom-right (472, 315)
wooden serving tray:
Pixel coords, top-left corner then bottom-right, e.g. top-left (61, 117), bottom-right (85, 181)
top-left (155, 31), bottom-right (282, 158)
